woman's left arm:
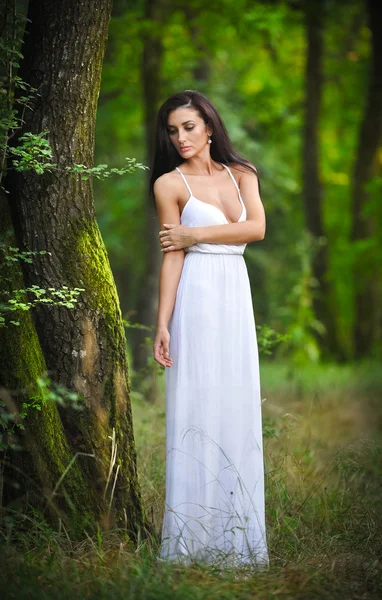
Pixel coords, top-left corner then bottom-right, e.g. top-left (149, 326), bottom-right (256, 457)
top-left (159, 170), bottom-right (266, 251)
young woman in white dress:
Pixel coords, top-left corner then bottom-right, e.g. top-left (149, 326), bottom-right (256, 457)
top-left (151, 90), bottom-right (269, 568)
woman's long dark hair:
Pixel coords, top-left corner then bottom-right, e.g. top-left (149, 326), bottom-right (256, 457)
top-left (149, 90), bottom-right (260, 198)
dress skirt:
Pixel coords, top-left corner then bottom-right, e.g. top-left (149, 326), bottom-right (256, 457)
top-left (160, 251), bottom-right (269, 568)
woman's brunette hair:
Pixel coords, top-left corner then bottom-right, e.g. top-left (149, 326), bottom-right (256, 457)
top-left (149, 90), bottom-right (259, 198)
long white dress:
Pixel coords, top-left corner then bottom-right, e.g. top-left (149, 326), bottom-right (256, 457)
top-left (160, 163), bottom-right (269, 568)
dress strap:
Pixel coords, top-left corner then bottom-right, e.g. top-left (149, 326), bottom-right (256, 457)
top-left (221, 163), bottom-right (241, 198)
top-left (176, 166), bottom-right (192, 197)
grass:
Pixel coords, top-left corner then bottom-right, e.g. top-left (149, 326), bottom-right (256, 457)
top-left (1, 359), bottom-right (382, 598)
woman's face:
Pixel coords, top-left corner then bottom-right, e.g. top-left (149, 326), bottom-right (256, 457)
top-left (167, 107), bottom-right (211, 158)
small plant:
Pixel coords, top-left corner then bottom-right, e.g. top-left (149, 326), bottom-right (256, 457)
top-left (8, 131), bottom-right (56, 174)
top-left (7, 130), bottom-right (149, 179)
top-left (256, 324), bottom-right (290, 356)
top-left (0, 243), bottom-right (85, 328)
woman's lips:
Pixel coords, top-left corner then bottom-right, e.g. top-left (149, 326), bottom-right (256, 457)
top-left (180, 146), bottom-right (191, 152)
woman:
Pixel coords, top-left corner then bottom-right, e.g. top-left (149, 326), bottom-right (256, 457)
top-left (151, 90), bottom-right (269, 568)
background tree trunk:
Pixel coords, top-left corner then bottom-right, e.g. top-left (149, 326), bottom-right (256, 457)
top-left (131, 0), bottom-right (168, 380)
top-left (133, 0), bottom-right (210, 380)
top-left (3, 0), bottom-right (144, 538)
top-left (350, 0), bottom-right (382, 358)
top-left (302, 0), bottom-right (341, 359)
top-left (184, 5), bottom-right (211, 87)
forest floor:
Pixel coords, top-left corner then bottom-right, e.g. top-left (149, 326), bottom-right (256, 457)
top-left (1, 359), bottom-right (381, 599)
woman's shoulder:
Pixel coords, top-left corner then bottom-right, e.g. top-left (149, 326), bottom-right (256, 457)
top-left (228, 161), bottom-right (258, 182)
top-left (153, 169), bottom-right (183, 197)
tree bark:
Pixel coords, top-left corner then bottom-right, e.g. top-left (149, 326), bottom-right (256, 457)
top-left (350, 0), bottom-right (382, 358)
top-left (302, 0), bottom-right (341, 359)
top-left (0, 200), bottom-right (92, 528)
top-left (3, 0), bottom-right (145, 538)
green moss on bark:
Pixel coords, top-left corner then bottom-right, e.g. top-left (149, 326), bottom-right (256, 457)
top-left (58, 218), bottom-right (145, 535)
top-left (0, 240), bottom-right (95, 532)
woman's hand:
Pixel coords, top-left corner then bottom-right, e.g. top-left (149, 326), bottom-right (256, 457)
top-left (159, 224), bottom-right (197, 252)
top-left (153, 326), bottom-right (173, 368)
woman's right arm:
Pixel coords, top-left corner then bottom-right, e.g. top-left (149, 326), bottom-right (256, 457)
top-left (153, 175), bottom-right (185, 368)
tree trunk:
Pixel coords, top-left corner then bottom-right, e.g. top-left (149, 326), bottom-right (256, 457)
top-left (351, 0), bottom-right (382, 358)
top-left (184, 5), bottom-right (211, 86)
top-left (302, 0), bottom-right (341, 359)
top-left (0, 200), bottom-right (91, 528)
top-left (3, 0), bottom-right (145, 538)
top-left (131, 0), bottom-right (167, 378)
top-left (134, 0), bottom-right (209, 381)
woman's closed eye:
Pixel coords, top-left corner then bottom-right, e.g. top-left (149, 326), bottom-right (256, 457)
top-left (168, 127), bottom-right (194, 134)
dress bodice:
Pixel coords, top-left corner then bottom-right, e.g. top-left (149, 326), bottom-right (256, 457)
top-left (177, 163), bottom-right (247, 256)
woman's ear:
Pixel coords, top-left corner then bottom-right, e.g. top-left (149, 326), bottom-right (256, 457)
top-left (207, 127), bottom-right (213, 137)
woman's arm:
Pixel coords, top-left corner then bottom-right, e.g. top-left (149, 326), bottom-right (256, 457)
top-left (157, 251), bottom-right (184, 328)
top-left (194, 220), bottom-right (264, 245)
top-left (153, 175), bottom-right (185, 367)
top-left (160, 169), bottom-right (266, 251)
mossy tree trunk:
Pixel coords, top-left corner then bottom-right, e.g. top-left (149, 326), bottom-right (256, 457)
top-left (0, 202), bottom-right (92, 529)
top-left (3, 0), bottom-right (145, 538)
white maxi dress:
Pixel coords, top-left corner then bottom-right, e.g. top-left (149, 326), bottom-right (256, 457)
top-left (160, 163), bottom-right (269, 568)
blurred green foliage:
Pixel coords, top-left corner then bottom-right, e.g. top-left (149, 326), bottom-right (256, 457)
top-left (94, 0), bottom-right (380, 364)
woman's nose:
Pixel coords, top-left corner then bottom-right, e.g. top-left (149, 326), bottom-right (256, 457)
top-left (178, 130), bottom-right (186, 143)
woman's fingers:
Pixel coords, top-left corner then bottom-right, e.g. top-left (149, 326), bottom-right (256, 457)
top-left (153, 327), bottom-right (172, 367)
top-left (153, 341), bottom-right (173, 367)
top-left (162, 342), bottom-right (172, 365)
top-left (154, 349), bottom-right (168, 367)
top-left (159, 234), bottom-right (173, 251)
top-left (158, 225), bottom-right (177, 238)
top-left (156, 354), bottom-right (173, 366)
top-left (153, 341), bottom-right (164, 365)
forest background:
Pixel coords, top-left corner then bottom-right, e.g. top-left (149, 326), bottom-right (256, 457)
top-left (96, 0), bottom-right (381, 370)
